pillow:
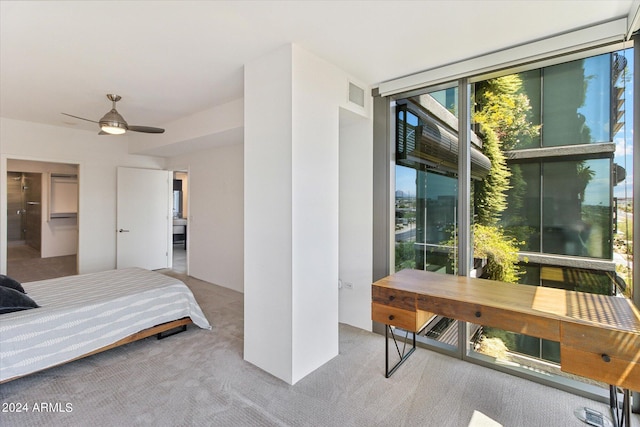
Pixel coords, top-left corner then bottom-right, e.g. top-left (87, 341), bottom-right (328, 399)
top-left (0, 275), bottom-right (25, 293)
top-left (0, 286), bottom-right (39, 314)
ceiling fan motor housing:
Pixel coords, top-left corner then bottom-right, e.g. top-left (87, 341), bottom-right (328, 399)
top-left (99, 109), bottom-right (128, 133)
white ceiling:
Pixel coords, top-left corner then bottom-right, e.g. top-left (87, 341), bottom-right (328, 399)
top-left (1, 1), bottom-right (637, 135)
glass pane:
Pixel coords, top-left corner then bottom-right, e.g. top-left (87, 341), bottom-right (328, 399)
top-left (613, 48), bottom-right (634, 300)
top-left (517, 70), bottom-right (542, 149)
top-left (395, 86), bottom-right (461, 351)
top-left (415, 170), bottom-right (457, 274)
top-left (429, 87), bottom-right (458, 117)
top-left (542, 54), bottom-right (611, 146)
top-left (542, 159), bottom-right (612, 258)
top-left (395, 165), bottom-right (416, 271)
top-left (467, 48), bottom-right (631, 388)
top-left (502, 163), bottom-right (540, 251)
top-left (474, 70), bottom-right (541, 150)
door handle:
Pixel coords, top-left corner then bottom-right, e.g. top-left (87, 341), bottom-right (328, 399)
top-left (118, 229), bottom-right (130, 233)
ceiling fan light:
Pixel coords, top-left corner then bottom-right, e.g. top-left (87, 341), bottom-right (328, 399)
top-left (99, 108), bottom-right (128, 134)
top-left (100, 123), bottom-right (127, 135)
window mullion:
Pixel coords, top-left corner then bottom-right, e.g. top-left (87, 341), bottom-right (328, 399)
top-left (457, 78), bottom-right (471, 277)
top-left (457, 78), bottom-right (472, 359)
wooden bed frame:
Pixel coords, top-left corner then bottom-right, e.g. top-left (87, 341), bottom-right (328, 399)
top-left (0, 317), bottom-right (193, 384)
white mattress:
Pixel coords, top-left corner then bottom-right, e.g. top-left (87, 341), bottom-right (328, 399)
top-left (0, 268), bottom-right (211, 382)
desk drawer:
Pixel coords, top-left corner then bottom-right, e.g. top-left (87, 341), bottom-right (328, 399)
top-left (561, 322), bottom-right (640, 361)
top-left (417, 295), bottom-right (560, 341)
top-left (561, 322), bottom-right (640, 390)
top-left (372, 303), bottom-right (431, 332)
top-left (372, 286), bottom-right (415, 310)
top-left (560, 345), bottom-right (640, 391)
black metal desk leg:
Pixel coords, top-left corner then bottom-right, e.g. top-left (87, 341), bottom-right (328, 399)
top-left (385, 325), bottom-right (416, 378)
top-left (609, 386), bottom-right (632, 427)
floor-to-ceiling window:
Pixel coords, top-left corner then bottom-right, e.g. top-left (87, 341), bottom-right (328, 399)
top-left (394, 85), bottom-right (491, 351)
top-left (469, 48), bottom-right (633, 374)
top-left (387, 44), bottom-right (635, 396)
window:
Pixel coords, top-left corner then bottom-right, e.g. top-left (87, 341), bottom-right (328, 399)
top-left (542, 54), bottom-right (612, 146)
top-left (386, 45), bottom-right (634, 392)
top-left (470, 48), bottom-right (633, 369)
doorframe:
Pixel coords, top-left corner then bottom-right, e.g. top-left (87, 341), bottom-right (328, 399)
top-left (1, 154), bottom-right (81, 275)
top-left (170, 166), bottom-right (190, 275)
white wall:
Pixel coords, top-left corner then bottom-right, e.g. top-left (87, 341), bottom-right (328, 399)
top-left (244, 44), bottom-right (372, 385)
top-left (128, 99), bottom-right (244, 157)
top-left (339, 108), bottom-right (373, 331)
top-left (1, 118), bottom-right (165, 274)
top-left (166, 143), bottom-right (244, 292)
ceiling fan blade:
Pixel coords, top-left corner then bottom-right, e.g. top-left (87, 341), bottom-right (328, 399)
top-left (128, 125), bottom-right (165, 134)
top-left (61, 112), bottom-right (99, 123)
top-left (64, 96), bottom-right (164, 135)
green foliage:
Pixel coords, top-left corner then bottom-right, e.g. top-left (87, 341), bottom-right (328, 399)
top-left (473, 75), bottom-right (538, 227)
top-left (482, 327), bottom-right (517, 349)
top-left (474, 75), bottom-right (540, 150)
top-left (471, 74), bottom-right (539, 280)
top-left (473, 224), bottom-right (523, 283)
top-left (395, 241), bottom-right (416, 271)
top-left (442, 223), bottom-right (523, 283)
top-left (474, 125), bottom-right (509, 226)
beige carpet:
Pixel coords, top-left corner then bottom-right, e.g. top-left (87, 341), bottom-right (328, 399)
top-left (6, 244), bottom-right (76, 283)
top-left (0, 272), bottom-right (636, 427)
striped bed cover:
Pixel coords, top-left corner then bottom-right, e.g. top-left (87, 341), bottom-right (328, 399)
top-left (0, 267), bottom-right (211, 382)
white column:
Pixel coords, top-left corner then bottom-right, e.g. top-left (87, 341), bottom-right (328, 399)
top-left (244, 44), bottom-right (343, 384)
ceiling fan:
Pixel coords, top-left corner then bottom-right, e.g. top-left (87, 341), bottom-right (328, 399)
top-left (62, 94), bottom-right (165, 135)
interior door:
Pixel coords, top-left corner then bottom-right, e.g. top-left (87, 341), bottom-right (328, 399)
top-left (116, 167), bottom-right (171, 270)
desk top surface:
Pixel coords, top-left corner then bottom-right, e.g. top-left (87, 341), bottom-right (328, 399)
top-left (373, 269), bottom-right (640, 334)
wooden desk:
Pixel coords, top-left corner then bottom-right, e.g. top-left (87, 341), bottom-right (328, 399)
top-left (372, 269), bottom-right (640, 425)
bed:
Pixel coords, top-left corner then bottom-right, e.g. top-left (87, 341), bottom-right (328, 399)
top-left (0, 267), bottom-right (211, 383)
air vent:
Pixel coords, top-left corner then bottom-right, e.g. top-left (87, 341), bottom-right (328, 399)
top-left (348, 82), bottom-right (365, 108)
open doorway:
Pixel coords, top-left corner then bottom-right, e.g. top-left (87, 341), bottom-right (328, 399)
top-left (6, 159), bottom-right (78, 282)
top-left (172, 171), bottom-right (188, 273)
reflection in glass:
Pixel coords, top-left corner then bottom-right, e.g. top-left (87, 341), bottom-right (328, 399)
top-left (395, 86), bottom-right (476, 351)
top-left (502, 163), bottom-right (540, 251)
top-left (543, 55), bottom-right (611, 146)
top-left (542, 159), bottom-right (612, 258)
top-left (515, 70), bottom-right (542, 149)
top-left (415, 170), bottom-right (458, 274)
